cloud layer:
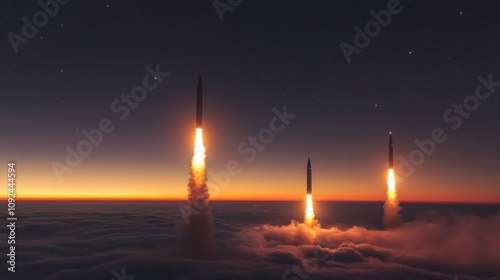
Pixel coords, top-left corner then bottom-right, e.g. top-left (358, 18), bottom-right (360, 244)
top-left (0, 201), bottom-right (498, 280)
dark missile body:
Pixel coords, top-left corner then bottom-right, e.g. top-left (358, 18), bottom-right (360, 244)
top-left (307, 158), bottom-right (312, 194)
top-left (196, 76), bottom-right (202, 128)
top-left (389, 133), bottom-right (393, 168)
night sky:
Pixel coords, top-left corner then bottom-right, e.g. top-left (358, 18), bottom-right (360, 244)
top-left (2, 0), bottom-right (499, 201)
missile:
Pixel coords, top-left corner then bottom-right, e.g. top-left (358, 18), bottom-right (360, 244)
top-left (307, 158), bottom-right (312, 194)
top-left (196, 76), bottom-right (203, 128)
top-left (389, 132), bottom-right (393, 168)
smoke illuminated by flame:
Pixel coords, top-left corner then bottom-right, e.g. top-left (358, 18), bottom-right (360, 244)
top-left (383, 168), bottom-right (401, 228)
top-left (188, 128), bottom-right (209, 207)
top-left (178, 127), bottom-right (214, 258)
top-left (189, 128), bottom-right (208, 203)
top-left (305, 194), bottom-right (315, 225)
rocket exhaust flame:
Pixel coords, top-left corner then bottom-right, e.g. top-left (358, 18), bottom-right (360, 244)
top-left (305, 194), bottom-right (315, 224)
top-left (192, 128), bottom-right (206, 170)
top-left (387, 169), bottom-right (396, 196)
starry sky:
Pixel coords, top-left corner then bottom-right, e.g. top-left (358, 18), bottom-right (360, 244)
top-left (1, 0), bottom-right (499, 202)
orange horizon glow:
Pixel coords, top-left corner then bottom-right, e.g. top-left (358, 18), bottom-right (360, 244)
top-left (11, 172), bottom-right (499, 203)
top-left (11, 196), bottom-right (500, 203)
top-left (10, 152), bottom-right (500, 204)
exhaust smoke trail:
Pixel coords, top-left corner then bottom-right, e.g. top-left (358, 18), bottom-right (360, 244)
top-left (178, 129), bottom-right (214, 258)
top-left (383, 168), bottom-right (401, 228)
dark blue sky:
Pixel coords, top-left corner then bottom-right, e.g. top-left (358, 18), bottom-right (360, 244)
top-left (1, 0), bottom-right (499, 201)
